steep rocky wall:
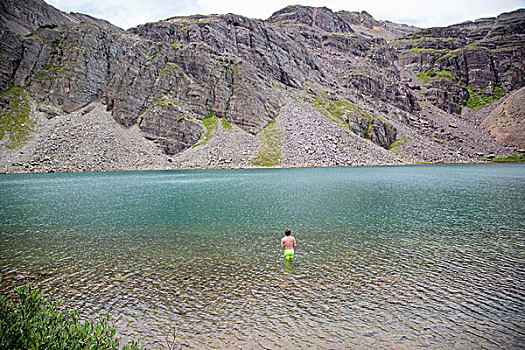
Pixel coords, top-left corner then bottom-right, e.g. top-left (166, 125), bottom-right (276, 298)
top-left (0, 1), bottom-right (522, 173)
top-left (128, 14), bottom-right (321, 89)
top-left (0, 0), bottom-right (121, 36)
top-left (8, 17), bottom-right (293, 148)
top-left (0, 0), bottom-right (72, 36)
top-left (0, 30), bottom-right (22, 90)
top-left (105, 29), bottom-right (287, 135)
top-left (267, 4), bottom-right (421, 149)
top-left (14, 24), bottom-right (117, 113)
top-left (102, 13), bottom-right (324, 140)
top-left (396, 9), bottom-right (525, 116)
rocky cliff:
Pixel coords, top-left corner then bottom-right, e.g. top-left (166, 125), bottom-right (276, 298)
top-left (0, 1), bottom-right (523, 173)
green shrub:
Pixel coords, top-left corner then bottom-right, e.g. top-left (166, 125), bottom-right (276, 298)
top-left (38, 24), bottom-right (57, 30)
top-left (0, 284), bottom-right (141, 349)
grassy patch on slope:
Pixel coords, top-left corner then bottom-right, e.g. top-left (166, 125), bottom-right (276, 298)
top-left (466, 85), bottom-right (505, 112)
top-left (389, 136), bottom-right (408, 156)
top-left (193, 113), bottom-right (234, 148)
top-left (418, 68), bottom-right (454, 83)
top-left (252, 119), bottom-right (282, 167)
top-left (0, 86), bottom-right (36, 149)
top-left (309, 94), bottom-right (357, 128)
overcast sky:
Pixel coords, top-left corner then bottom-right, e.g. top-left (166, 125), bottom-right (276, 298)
top-left (46, 0), bottom-right (525, 30)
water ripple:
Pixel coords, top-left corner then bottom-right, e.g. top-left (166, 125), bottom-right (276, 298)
top-left (1, 165), bottom-right (524, 349)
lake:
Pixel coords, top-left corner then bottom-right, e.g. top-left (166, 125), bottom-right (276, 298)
top-left (0, 164), bottom-right (524, 349)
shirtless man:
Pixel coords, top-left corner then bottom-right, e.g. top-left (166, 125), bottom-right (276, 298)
top-left (281, 229), bottom-right (297, 260)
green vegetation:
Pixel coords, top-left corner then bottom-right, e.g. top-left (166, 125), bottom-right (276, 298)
top-left (310, 92), bottom-right (364, 128)
top-left (24, 35), bottom-right (43, 40)
top-left (159, 62), bottom-right (181, 76)
top-left (252, 119), bottom-right (282, 167)
top-left (0, 86), bottom-right (36, 149)
top-left (0, 284), bottom-right (141, 349)
top-left (409, 47), bottom-right (446, 56)
top-left (389, 136), bottom-right (408, 150)
top-left (490, 154), bottom-right (525, 163)
top-left (418, 68), bottom-right (454, 83)
top-left (220, 117), bottom-right (233, 132)
top-left (35, 65), bottom-right (69, 80)
top-left (146, 43), bottom-right (163, 68)
top-left (466, 85), bottom-right (505, 112)
top-left (202, 113), bottom-right (219, 141)
top-left (434, 48), bottom-right (463, 66)
top-left (38, 24), bottom-right (57, 30)
top-left (211, 55), bottom-right (241, 78)
top-left (389, 136), bottom-right (409, 158)
top-left (364, 118), bottom-right (379, 139)
top-left (154, 94), bottom-right (182, 108)
top-left (308, 92), bottom-right (390, 143)
top-left (309, 92), bottom-right (385, 138)
top-left (193, 112), bottom-right (233, 147)
top-left (170, 41), bottom-right (182, 49)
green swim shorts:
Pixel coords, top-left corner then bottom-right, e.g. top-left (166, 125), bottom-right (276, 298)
top-left (285, 249), bottom-right (294, 260)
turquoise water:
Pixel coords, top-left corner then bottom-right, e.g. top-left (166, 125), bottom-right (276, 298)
top-left (0, 164), bottom-right (524, 349)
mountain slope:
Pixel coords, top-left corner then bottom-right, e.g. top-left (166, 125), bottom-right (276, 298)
top-left (0, 1), bottom-right (523, 173)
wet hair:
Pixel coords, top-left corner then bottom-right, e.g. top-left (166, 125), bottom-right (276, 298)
top-left (285, 229), bottom-right (291, 236)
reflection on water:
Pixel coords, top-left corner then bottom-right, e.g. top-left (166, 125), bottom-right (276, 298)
top-left (0, 165), bottom-right (524, 349)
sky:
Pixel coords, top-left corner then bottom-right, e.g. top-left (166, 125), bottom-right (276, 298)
top-left (46, 0), bottom-right (525, 30)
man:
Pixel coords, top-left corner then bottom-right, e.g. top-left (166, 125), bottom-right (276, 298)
top-left (281, 229), bottom-right (297, 260)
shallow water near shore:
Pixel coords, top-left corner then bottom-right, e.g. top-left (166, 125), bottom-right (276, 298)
top-left (1, 164), bottom-right (524, 349)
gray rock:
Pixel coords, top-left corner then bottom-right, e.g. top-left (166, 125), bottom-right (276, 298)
top-left (0, 1), bottom-right (522, 173)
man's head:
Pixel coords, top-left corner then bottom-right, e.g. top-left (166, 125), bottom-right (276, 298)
top-left (285, 229), bottom-right (291, 236)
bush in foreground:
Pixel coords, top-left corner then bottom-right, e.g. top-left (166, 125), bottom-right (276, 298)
top-left (0, 284), bottom-right (141, 349)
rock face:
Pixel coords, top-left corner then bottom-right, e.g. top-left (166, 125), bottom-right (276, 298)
top-left (0, 2), bottom-right (523, 173)
top-left (0, 0), bottom-right (122, 36)
top-left (482, 86), bottom-right (525, 148)
top-left (396, 10), bottom-right (525, 115)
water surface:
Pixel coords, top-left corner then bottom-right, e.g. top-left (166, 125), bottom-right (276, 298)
top-left (0, 165), bottom-right (524, 349)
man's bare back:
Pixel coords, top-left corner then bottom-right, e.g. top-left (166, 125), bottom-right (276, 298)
top-left (281, 229), bottom-right (296, 259)
top-left (281, 235), bottom-right (296, 250)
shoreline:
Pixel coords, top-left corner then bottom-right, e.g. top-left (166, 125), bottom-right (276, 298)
top-left (1, 159), bottom-right (520, 176)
